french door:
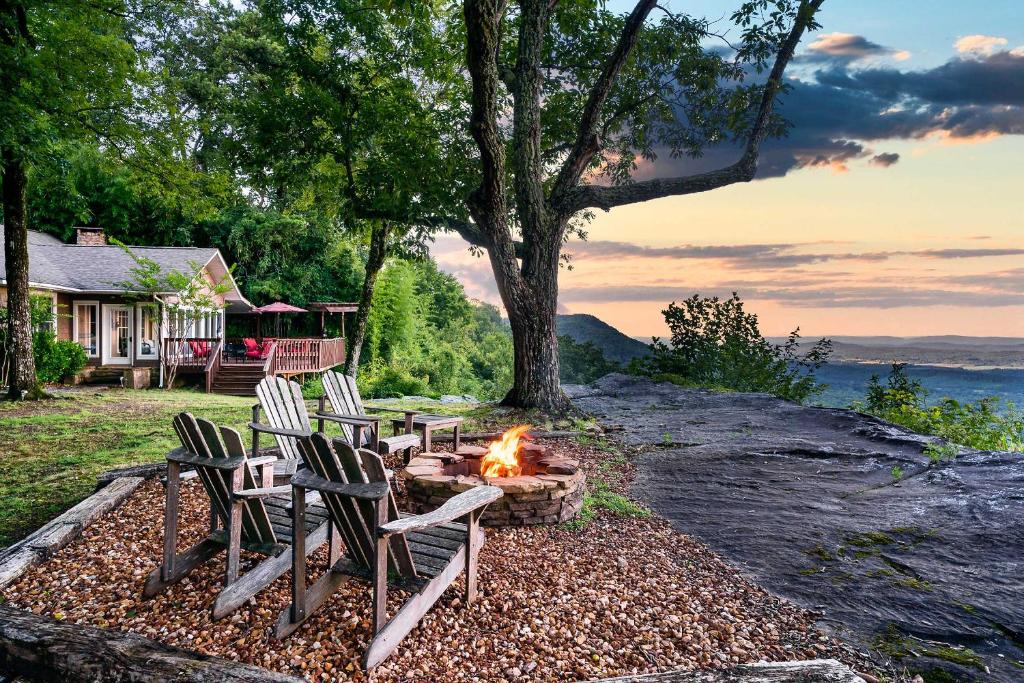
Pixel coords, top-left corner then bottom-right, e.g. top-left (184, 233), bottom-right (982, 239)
top-left (102, 304), bottom-right (133, 366)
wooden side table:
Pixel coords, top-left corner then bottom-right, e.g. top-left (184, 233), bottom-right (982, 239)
top-left (391, 414), bottom-right (463, 456)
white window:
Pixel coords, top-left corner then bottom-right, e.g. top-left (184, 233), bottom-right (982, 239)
top-left (136, 303), bottom-right (159, 359)
top-left (73, 301), bottom-right (99, 357)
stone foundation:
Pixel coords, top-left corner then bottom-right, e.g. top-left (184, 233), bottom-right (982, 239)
top-left (402, 443), bottom-right (586, 527)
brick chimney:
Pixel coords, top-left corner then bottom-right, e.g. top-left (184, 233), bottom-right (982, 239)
top-left (75, 227), bottom-right (107, 246)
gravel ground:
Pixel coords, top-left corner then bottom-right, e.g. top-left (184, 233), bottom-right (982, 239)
top-left (1, 440), bottom-right (878, 681)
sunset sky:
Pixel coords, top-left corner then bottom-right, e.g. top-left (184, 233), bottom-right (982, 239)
top-left (434, 0), bottom-right (1024, 338)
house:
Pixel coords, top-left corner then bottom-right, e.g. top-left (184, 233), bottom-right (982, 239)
top-left (0, 227), bottom-right (252, 387)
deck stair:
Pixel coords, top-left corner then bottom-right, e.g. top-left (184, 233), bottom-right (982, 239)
top-left (209, 364), bottom-right (266, 396)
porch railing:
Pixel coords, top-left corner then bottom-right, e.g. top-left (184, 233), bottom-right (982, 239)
top-left (273, 337), bottom-right (346, 374)
top-left (162, 337), bottom-right (222, 369)
top-left (204, 339), bottom-right (224, 393)
top-left (162, 336), bottom-right (345, 376)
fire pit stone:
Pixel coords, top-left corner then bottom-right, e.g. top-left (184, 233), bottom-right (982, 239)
top-left (401, 435), bottom-right (586, 526)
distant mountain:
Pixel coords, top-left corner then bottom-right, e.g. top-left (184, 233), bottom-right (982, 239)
top-left (556, 314), bottom-right (651, 364)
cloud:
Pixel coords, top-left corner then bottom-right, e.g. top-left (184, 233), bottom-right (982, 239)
top-left (627, 45), bottom-right (1024, 181)
top-left (955, 35), bottom-right (1008, 56)
top-left (565, 240), bottom-right (1024, 268)
top-left (557, 283), bottom-right (1024, 309)
top-left (807, 32), bottom-right (910, 62)
top-left (869, 152), bottom-right (900, 167)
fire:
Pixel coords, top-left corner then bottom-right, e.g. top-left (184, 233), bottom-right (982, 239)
top-left (480, 424), bottom-right (532, 478)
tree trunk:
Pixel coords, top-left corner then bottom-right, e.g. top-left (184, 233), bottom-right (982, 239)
top-left (486, 219), bottom-right (572, 413)
top-left (343, 223), bottom-right (389, 376)
top-left (1, 149), bottom-right (37, 399)
top-left (503, 292), bottom-right (568, 411)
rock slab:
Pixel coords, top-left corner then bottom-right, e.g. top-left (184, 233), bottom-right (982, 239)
top-left (569, 374), bottom-right (1024, 682)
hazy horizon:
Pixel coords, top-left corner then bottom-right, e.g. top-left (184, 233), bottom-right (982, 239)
top-left (433, 0), bottom-right (1024, 338)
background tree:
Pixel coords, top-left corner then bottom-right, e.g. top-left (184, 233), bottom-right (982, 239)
top-left (558, 336), bottom-right (620, 384)
top-left (1, 1), bottom-right (144, 398)
top-left (454, 0), bottom-right (826, 411)
top-left (156, 0), bottom-right (473, 376)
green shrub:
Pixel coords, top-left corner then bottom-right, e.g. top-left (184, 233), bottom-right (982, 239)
top-left (34, 333), bottom-right (88, 383)
top-left (631, 292), bottom-right (832, 403)
top-left (2, 294), bottom-right (85, 387)
top-left (855, 363), bottom-right (1024, 453)
top-left (357, 359), bottom-right (432, 399)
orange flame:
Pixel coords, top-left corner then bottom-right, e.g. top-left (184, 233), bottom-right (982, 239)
top-left (480, 424), bottom-right (532, 478)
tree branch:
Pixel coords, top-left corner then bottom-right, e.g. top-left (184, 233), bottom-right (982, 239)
top-left (419, 215), bottom-right (524, 258)
top-left (556, 0), bottom-right (825, 215)
top-left (548, 0), bottom-right (658, 206)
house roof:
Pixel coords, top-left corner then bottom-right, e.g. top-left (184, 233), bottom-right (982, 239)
top-left (0, 227), bottom-right (252, 309)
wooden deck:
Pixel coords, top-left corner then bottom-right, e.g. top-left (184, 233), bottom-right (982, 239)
top-left (164, 337), bottom-right (346, 394)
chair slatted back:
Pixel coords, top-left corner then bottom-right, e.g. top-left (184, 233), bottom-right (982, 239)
top-left (256, 376), bottom-right (310, 459)
top-left (172, 412), bottom-right (276, 547)
top-left (321, 371), bottom-right (368, 446)
top-left (298, 433), bottom-right (416, 578)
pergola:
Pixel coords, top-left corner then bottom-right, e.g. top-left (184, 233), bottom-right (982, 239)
top-left (306, 302), bottom-right (360, 338)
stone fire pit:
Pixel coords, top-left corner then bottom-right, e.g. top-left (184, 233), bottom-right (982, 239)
top-left (401, 441), bottom-right (586, 526)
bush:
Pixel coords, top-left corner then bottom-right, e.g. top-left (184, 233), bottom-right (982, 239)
top-left (34, 333), bottom-right (88, 383)
top-left (357, 359), bottom-right (432, 399)
top-left (1, 294), bottom-right (85, 388)
top-left (631, 292), bottom-right (832, 403)
top-left (854, 363), bottom-right (1024, 453)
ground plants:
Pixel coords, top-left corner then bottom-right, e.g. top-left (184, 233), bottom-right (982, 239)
top-left (856, 363), bottom-right (1024, 453)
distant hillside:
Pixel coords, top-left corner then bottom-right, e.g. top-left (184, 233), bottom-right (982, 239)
top-left (770, 336), bottom-right (1024, 369)
top-left (556, 314), bottom-right (651, 364)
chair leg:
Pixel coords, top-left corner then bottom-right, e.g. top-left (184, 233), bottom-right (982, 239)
top-left (465, 509), bottom-right (481, 604)
top-left (423, 426), bottom-right (432, 455)
top-left (291, 484), bottom-right (308, 624)
top-left (161, 462), bottom-right (181, 582)
top-left (453, 424), bottom-right (461, 451)
top-left (225, 467), bottom-right (245, 586)
top-left (372, 497), bottom-right (389, 635)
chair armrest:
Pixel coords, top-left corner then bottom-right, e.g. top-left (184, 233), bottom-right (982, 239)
top-left (315, 411), bottom-right (381, 426)
top-left (291, 469), bottom-right (390, 501)
top-left (247, 455), bottom-right (280, 468)
top-left (364, 405), bottom-right (422, 417)
top-left (233, 485), bottom-right (292, 500)
top-left (167, 449), bottom-right (248, 471)
top-left (248, 423), bottom-right (312, 439)
top-left (378, 486), bottom-right (502, 538)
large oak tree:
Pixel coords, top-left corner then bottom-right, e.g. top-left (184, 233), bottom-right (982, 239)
top-left (452, 0), bottom-right (825, 410)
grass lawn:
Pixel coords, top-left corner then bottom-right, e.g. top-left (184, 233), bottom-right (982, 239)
top-left (0, 389), bottom-right (256, 546)
top-left (0, 386), bottom-right (591, 547)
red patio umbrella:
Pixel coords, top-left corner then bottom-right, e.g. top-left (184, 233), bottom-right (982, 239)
top-left (252, 301), bottom-right (307, 337)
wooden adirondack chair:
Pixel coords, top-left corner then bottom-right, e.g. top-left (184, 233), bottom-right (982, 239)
top-left (274, 433), bottom-right (502, 670)
top-left (250, 376), bottom-right (372, 465)
top-left (318, 370), bottom-right (431, 462)
top-left (143, 413), bottom-right (330, 619)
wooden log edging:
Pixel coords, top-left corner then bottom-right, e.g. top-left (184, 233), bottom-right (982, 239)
top-left (0, 605), bottom-right (303, 682)
top-left (592, 659), bottom-right (865, 682)
top-left (0, 476), bottom-right (145, 589)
